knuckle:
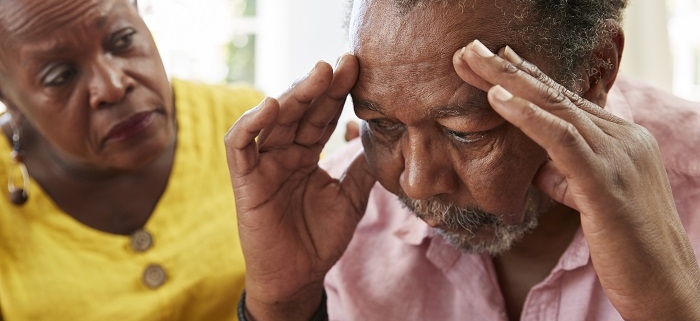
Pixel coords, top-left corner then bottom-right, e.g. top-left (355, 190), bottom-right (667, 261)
top-left (544, 86), bottom-right (567, 105)
top-left (521, 59), bottom-right (544, 78)
top-left (307, 119), bottom-right (329, 130)
top-left (519, 102), bottom-right (542, 120)
top-left (626, 124), bottom-right (661, 156)
top-left (569, 94), bottom-right (589, 108)
top-left (503, 62), bottom-right (520, 74)
top-left (223, 129), bottom-right (234, 144)
top-left (532, 66), bottom-right (550, 84)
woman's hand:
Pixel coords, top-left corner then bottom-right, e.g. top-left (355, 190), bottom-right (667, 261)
top-left (454, 40), bottom-right (700, 320)
top-left (224, 55), bottom-right (376, 321)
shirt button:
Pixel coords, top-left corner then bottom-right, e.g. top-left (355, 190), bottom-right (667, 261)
top-left (130, 230), bottom-right (153, 252)
top-left (142, 264), bottom-right (167, 289)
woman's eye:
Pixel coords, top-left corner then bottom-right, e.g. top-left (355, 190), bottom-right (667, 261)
top-left (445, 128), bottom-right (487, 144)
top-left (43, 65), bottom-right (77, 86)
top-left (368, 119), bottom-right (403, 133)
top-left (111, 29), bottom-right (136, 50)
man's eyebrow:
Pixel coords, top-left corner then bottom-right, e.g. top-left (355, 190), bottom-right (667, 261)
top-left (354, 92), bottom-right (491, 117)
top-left (429, 94), bottom-right (491, 118)
top-left (354, 99), bottom-right (383, 113)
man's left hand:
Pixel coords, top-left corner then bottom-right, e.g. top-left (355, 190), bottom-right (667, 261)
top-left (453, 39), bottom-right (700, 321)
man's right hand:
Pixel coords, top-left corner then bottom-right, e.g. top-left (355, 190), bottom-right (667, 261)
top-left (224, 55), bottom-right (376, 321)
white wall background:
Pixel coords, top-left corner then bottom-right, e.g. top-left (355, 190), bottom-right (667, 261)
top-left (253, 0), bottom-right (354, 153)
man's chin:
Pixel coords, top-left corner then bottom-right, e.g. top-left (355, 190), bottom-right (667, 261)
top-left (436, 217), bottom-right (539, 255)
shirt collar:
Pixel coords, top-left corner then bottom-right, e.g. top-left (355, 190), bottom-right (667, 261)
top-left (394, 210), bottom-right (432, 246)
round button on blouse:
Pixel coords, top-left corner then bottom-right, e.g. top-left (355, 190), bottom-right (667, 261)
top-left (130, 230), bottom-right (153, 252)
top-left (142, 264), bottom-right (167, 289)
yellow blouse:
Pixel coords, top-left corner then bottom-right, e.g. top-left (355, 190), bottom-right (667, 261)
top-left (0, 79), bottom-right (264, 321)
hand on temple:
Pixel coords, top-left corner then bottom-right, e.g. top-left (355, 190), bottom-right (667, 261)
top-left (224, 55), bottom-right (376, 321)
top-left (453, 40), bottom-right (700, 320)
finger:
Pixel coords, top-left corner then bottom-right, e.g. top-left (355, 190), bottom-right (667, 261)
top-left (533, 160), bottom-right (578, 210)
top-left (452, 46), bottom-right (493, 92)
top-left (257, 62), bottom-right (335, 149)
top-left (452, 45), bottom-right (513, 92)
top-left (344, 121), bottom-right (360, 141)
top-left (498, 45), bottom-right (623, 124)
top-left (460, 40), bottom-right (605, 141)
top-left (295, 54), bottom-right (359, 147)
top-left (339, 151), bottom-right (377, 217)
top-left (314, 101), bottom-right (345, 149)
top-left (225, 97), bottom-right (280, 176)
top-left (488, 85), bottom-right (602, 185)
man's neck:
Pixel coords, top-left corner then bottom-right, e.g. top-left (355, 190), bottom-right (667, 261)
top-left (493, 203), bottom-right (581, 321)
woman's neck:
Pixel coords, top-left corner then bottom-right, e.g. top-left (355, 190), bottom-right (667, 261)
top-left (4, 116), bottom-right (178, 235)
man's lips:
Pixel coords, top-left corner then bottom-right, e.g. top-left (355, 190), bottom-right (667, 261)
top-left (104, 111), bottom-right (156, 143)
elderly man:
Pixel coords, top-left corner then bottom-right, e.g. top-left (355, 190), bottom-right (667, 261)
top-left (226, 0), bottom-right (700, 320)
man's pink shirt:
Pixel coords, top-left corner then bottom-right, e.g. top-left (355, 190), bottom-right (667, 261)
top-left (320, 75), bottom-right (700, 321)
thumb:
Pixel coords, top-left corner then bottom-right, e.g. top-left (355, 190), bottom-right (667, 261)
top-left (340, 151), bottom-right (377, 215)
top-left (533, 161), bottom-right (579, 211)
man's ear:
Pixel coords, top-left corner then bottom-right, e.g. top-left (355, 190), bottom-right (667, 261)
top-left (581, 20), bottom-right (625, 106)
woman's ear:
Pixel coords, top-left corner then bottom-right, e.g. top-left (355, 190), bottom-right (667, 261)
top-left (582, 20), bottom-right (625, 106)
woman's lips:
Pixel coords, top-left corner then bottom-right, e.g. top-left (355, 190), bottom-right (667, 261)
top-left (104, 111), bottom-right (156, 143)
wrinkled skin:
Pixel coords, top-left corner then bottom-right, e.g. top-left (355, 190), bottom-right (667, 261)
top-left (0, 0), bottom-right (177, 234)
top-left (350, 0), bottom-right (552, 254)
top-left (226, 0), bottom-right (700, 320)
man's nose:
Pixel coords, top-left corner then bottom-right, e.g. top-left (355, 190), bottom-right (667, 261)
top-left (88, 57), bottom-right (133, 109)
top-left (399, 133), bottom-right (459, 200)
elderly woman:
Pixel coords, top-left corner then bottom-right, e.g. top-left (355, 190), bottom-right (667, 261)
top-left (0, 0), bottom-right (263, 320)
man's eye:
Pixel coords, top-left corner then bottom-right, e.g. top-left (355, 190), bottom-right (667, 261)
top-left (368, 119), bottom-right (403, 133)
top-left (111, 29), bottom-right (136, 51)
top-left (445, 128), bottom-right (487, 144)
top-left (43, 65), bottom-right (77, 86)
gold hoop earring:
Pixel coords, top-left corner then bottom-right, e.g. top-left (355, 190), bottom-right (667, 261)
top-left (8, 123), bottom-right (29, 205)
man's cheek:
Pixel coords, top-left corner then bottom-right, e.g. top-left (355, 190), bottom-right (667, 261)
top-left (360, 128), bottom-right (380, 172)
top-left (360, 129), bottom-right (404, 194)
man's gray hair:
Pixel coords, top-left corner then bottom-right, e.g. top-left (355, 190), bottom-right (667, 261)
top-left (513, 0), bottom-right (628, 88)
top-left (351, 0), bottom-right (628, 90)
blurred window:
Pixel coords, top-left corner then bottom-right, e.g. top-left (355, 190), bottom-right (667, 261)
top-left (668, 0), bottom-right (700, 100)
top-left (140, 0), bottom-right (257, 84)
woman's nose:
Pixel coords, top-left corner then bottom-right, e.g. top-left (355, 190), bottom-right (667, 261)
top-left (88, 57), bottom-right (133, 109)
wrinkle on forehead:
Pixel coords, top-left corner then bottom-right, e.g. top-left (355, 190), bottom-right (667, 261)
top-left (0, 0), bottom-right (104, 44)
top-left (349, 0), bottom-right (522, 121)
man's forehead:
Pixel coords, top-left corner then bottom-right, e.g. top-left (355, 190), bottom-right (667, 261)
top-left (350, 0), bottom-right (519, 54)
top-left (348, 0), bottom-right (527, 117)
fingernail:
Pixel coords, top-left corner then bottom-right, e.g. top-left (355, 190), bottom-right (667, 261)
top-left (472, 39), bottom-right (494, 58)
top-left (491, 85), bottom-right (513, 101)
top-left (503, 46), bottom-right (523, 64)
top-left (459, 46), bottom-right (467, 60)
top-left (335, 55), bottom-right (344, 68)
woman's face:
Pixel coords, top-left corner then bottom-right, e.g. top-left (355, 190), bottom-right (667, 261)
top-left (0, 0), bottom-right (175, 171)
